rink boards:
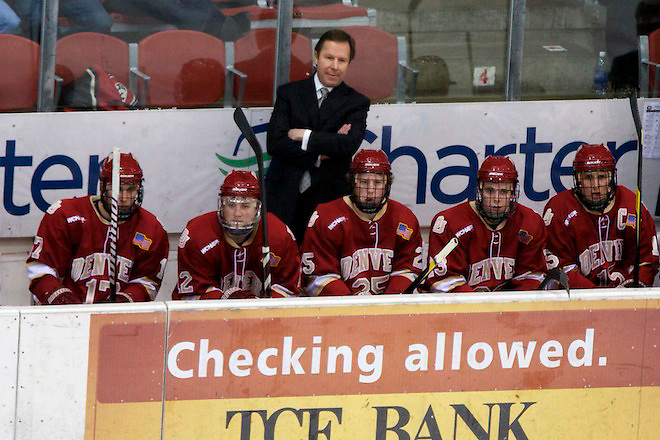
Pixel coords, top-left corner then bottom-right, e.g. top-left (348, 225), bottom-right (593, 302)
top-left (2, 290), bottom-right (660, 439)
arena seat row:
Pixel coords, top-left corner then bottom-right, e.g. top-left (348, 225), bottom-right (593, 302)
top-left (0, 26), bottom-right (417, 112)
top-left (215, 0), bottom-right (376, 29)
top-left (90, 0), bottom-right (376, 34)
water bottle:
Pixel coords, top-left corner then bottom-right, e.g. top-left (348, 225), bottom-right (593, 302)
top-left (592, 51), bottom-right (608, 96)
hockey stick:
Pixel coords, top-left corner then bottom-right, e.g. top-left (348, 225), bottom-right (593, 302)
top-left (108, 148), bottom-right (120, 302)
top-left (233, 107), bottom-right (271, 298)
top-left (404, 223), bottom-right (474, 294)
top-left (538, 267), bottom-right (570, 297)
top-left (403, 237), bottom-right (459, 294)
top-left (629, 92), bottom-right (644, 287)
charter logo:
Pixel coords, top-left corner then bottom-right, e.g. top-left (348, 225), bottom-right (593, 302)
top-left (217, 122), bottom-right (271, 175)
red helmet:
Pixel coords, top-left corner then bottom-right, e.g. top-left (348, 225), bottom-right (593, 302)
top-left (477, 156), bottom-right (518, 184)
top-left (476, 156), bottom-right (519, 225)
top-left (349, 150), bottom-right (392, 214)
top-left (350, 149), bottom-right (392, 175)
top-left (572, 144), bottom-right (617, 211)
top-left (218, 171), bottom-right (262, 237)
top-left (220, 170), bottom-right (260, 199)
top-left (573, 143), bottom-right (615, 173)
top-left (99, 152), bottom-right (144, 220)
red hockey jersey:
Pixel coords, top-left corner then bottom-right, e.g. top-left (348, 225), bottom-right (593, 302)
top-left (543, 187), bottom-right (659, 288)
top-left (426, 201), bottom-right (547, 292)
top-left (173, 212), bottom-right (301, 299)
top-left (27, 196), bottom-right (169, 304)
top-left (301, 196), bottom-right (424, 295)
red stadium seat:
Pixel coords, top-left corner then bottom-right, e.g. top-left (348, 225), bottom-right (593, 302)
top-left (231, 28), bottom-right (313, 106)
top-left (56, 32), bottom-right (130, 86)
top-left (0, 35), bottom-right (40, 112)
top-left (138, 30), bottom-right (226, 108)
top-left (640, 29), bottom-right (660, 97)
top-left (341, 26), bottom-right (418, 103)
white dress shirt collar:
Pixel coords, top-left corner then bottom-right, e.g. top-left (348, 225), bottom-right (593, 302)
top-left (314, 73), bottom-right (334, 98)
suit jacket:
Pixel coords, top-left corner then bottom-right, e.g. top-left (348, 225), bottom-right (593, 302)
top-left (266, 76), bottom-right (370, 226)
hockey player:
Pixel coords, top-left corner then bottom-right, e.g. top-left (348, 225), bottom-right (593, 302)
top-left (426, 156), bottom-right (547, 292)
top-left (173, 171), bottom-right (301, 299)
top-left (27, 152), bottom-right (169, 304)
top-left (300, 149), bottom-right (424, 295)
top-left (543, 143), bottom-right (659, 288)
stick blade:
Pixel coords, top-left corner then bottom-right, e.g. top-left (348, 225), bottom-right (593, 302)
top-left (539, 267), bottom-right (570, 295)
top-left (233, 107), bottom-right (263, 159)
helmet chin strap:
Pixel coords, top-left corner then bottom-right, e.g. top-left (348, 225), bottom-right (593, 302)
top-left (350, 172), bottom-right (392, 215)
top-left (224, 225), bottom-right (253, 244)
top-left (218, 198), bottom-right (262, 241)
top-left (573, 172), bottom-right (616, 213)
top-left (351, 194), bottom-right (387, 214)
top-left (476, 205), bottom-right (510, 227)
top-left (100, 180), bottom-right (143, 220)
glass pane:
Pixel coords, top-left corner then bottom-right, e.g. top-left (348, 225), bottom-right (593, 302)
top-left (357, 0), bottom-right (512, 102)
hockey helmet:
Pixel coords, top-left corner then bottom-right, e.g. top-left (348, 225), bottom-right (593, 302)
top-left (99, 152), bottom-right (144, 220)
top-left (218, 171), bottom-right (262, 237)
top-left (475, 156), bottom-right (520, 225)
top-left (349, 149), bottom-right (392, 214)
top-left (572, 144), bottom-right (616, 212)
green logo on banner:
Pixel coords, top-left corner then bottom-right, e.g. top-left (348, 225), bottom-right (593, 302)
top-left (218, 121), bottom-right (272, 175)
top-left (216, 153), bottom-right (272, 176)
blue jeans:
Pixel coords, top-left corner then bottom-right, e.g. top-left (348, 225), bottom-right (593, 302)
top-left (0, 0), bottom-right (20, 34)
top-left (15, 0), bottom-right (112, 40)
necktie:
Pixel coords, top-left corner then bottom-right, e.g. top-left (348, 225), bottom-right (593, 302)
top-left (299, 170), bottom-right (312, 193)
top-left (300, 88), bottom-right (330, 193)
top-left (318, 87), bottom-right (329, 107)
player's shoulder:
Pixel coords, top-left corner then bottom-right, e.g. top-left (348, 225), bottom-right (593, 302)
top-left (545, 190), bottom-right (575, 211)
top-left (430, 202), bottom-right (474, 235)
top-left (543, 190), bottom-right (581, 226)
top-left (184, 211), bottom-right (219, 235)
top-left (315, 198), bottom-right (348, 219)
top-left (514, 203), bottom-right (546, 230)
top-left (266, 213), bottom-right (297, 245)
top-left (307, 198), bottom-right (352, 235)
top-left (135, 207), bottom-right (167, 233)
top-left (615, 185), bottom-right (636, 204)
top-left (42, 197), bottom-right (94, 223)
top-left (179, 212), bottom-right (220, 250)
top-left (386, 199), bottom-right (420, 224)
top-left (515, 202), bottom-right (543, 219)
top-left (266, 212), bottom-right (294, 236)
top-left (431, 201), bottom-right (472, 223)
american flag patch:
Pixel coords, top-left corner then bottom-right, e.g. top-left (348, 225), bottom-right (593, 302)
top-left (518, 229), bottom-right (533, 245)
top-left (626, 214), bottom-right (636, 228)
top-left (133, 232), bottom-right (152, 250)
top-left (396, 222), bottom-right (413, 240)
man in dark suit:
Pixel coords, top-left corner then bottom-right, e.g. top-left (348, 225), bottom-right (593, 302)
top-left (266, 28), bottom-right (370, 244)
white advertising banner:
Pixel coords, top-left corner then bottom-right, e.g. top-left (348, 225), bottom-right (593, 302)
top-left (0, 309), bottom-right (19, 440)
top-left (0, 99), bottom-right (645, 237)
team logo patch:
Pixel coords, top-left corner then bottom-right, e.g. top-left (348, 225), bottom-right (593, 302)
top-left (133, 232), bottom-right (153, 250)
top-left (269, 253), bottom-right (281, 268)
top-left (518, 229), bottom-right (533, 245)
top-left (396, 222), bottom-right (413, 240)
top-left (626, 214), bottom-right (636, 228)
